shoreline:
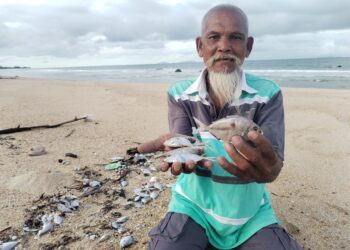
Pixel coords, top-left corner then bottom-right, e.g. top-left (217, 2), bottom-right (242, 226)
top-left (0, 78), bottom-right (349, 249)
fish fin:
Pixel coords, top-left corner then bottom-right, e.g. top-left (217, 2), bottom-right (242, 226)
top-left (193, 117), bottom-right (207, 130)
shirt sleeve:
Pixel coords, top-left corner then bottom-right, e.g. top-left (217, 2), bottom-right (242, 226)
top-left (168, 93), bottom-right (193, 136)
top-left (255, 90), bottom-right (285, 161)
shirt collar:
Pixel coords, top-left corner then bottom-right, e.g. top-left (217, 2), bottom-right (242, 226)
top-left (184, 68), bottom-right (257, 98)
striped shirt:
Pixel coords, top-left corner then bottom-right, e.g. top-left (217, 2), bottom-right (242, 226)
top-left (167, 69), bottom-right (285, 249)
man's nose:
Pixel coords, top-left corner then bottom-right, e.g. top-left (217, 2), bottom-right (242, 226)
top-left (218, 37), bottom-right (232, 53)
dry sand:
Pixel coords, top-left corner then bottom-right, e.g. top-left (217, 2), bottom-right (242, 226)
top-left (0, 78), bottom-right (349, 249)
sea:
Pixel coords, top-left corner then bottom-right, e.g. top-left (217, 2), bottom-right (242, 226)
top-left (1, 57), bottom-right (350, 89)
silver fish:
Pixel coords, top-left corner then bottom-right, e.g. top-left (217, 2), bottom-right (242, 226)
top-left (163, 136), bottom-right (201, 148)
top-left (165, 152), bottom-right (204, 163)
top-left (120, 235), bottom-right (134, 248)
top-left (37, 222), bottom-right (53, 237)
top-left (166, 145), bottom-right (205, 156)
top-left (0, 241), bottom-right (18, 250)
top-left (193, 116), bottom-right (262, 142)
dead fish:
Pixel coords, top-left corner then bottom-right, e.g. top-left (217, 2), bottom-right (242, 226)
top-left (116, 216), bottom-right (128, 224)
top-left (98, 234), bottom-right (110, 243)
top-left (166, 145), bottom-right (205, 156)
top-left (150, 191), bottom-right (159, 200)
top-left (193, 116), bottom-right (262, 142)
top-left (37, 222), bottom-right (53, 237)
top-left (165, 153), bottom-right (204, 163)
top-left (120, 235), bottom-right (134, 248)
top-left (0, 241), bottom-right (18, 250)
top-left (163, 137), bottom-right (196, 148)
top-left (29, 146), bottom-right (47, 156)
top-left (53, 213), bottom-right (64, 225)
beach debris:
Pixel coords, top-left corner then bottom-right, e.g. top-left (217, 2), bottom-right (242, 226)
top-left (29, 146), bottom-right (47, 156)
top-left (0, 241), bottom-right (18, 250)
top-left (23, 217), bottom-right (42, 232)
top-left (193, 115), bottom-right (262, 141)
top-left (120, 235), bottom-right (134, 248)
top-left (37, 222), bottom-right (53, 237)
top-left (89, 234), bottom-right (97, 241)
top-left (153, 182), bottom-right (163, 191)
top-left (98, 234), bottom-right (110, 243)
top-left (105, 162), bottom-right (124, 170)
top-left (126, 147), bottom-right (138, 155)
top-left (121, 202), bottom-right (134, 210)
top-left (58, 159), bottom-right (70, 165)
top-left (89, 180), bottom-right (101, 188)
top-left (64, 128), bottom-right (76, 138)
top-left (111, 156), bottom-right (124, 162)
top-left (38, 234), bottom-right (80, 250)
top-left (65, 152), bottom-right (78, 158)
top-left (116, 216), bottom-right (128, 224)
top-left (141, 168), bottom-right (151, 176)
top-left (53, 213), bottom-right (64, 225)
top-left (121, 180), bottom-right (129, 187)
top-left (134, 153), bottom-right (147, 163)
top-left (0, 115), bottom-right (95, 135)
top-left (150, 176), bottom-right (158, 183)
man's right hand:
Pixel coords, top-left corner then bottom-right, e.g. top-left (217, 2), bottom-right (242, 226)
top-left (137, 133), bottom-right (213, 176)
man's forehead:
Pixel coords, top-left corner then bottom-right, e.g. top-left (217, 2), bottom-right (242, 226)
top-left (201, 7), bottom-right (248, 35)
top-left (202, 10), bottom-right (247, 34)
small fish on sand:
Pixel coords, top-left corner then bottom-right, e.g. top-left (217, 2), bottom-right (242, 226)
top-left (29, 146), bottom-right (47, 156)
top-left (193, 116), bottom-right (262, 142)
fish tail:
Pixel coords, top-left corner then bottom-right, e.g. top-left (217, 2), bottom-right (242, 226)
top-left (193, 117), bottom-right (207, 130)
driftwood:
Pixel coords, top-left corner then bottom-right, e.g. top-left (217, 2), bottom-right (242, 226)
top-left (0, 116), bottom-right (92, 135)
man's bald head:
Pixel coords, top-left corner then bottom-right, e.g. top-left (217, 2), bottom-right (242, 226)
top-left (201, 4), bottom-right (249, 36)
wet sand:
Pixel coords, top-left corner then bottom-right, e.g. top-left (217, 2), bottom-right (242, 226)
top-left (0, 78), bottom-right (349, 249)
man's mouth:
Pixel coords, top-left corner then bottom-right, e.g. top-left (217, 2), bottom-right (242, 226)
top-left (215, 58), bottom-right (235, 62)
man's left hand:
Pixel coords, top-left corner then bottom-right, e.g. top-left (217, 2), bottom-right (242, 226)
top-left (217, 131), bottom-right (283, 183)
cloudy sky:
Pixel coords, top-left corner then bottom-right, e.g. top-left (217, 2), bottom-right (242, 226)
top-left (1, 0), bottom-right (350, 68)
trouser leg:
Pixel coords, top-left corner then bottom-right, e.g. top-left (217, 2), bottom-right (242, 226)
top-left (148, 212), bottom-right (209, 250)
top-left (234, 224), bottom-right (303, 250)
top-left (148, 213), bottom-right (302, 250)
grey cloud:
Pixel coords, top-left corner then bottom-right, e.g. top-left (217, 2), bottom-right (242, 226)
top-left (0, 0), bottom-right (349, 64)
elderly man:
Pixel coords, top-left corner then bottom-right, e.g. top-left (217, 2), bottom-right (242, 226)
top-left (138, 4), bottom-right (302, 250)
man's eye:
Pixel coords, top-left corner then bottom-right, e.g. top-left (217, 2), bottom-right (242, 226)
top-left (230, 35), bottom-right (243, 40)
top-left (208, 35), bottom-right (219, 40)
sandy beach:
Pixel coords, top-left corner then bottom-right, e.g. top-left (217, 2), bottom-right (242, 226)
top-left (0, 78), bottom-right (349, 250)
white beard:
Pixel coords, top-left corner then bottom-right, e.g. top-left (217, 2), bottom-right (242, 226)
top-left (208, 70), bottom-right (242, 107)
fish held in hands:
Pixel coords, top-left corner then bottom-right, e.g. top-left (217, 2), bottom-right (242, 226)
top-left (193, 116), bottom-right (262, 142)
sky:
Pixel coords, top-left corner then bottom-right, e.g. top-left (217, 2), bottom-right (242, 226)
top-left (1, 0), bottom-right (350, 68)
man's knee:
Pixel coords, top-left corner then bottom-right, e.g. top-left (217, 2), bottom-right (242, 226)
top-left (235, 224), bottom-right (303, 250)
top-left (148, 212), bottom-right (208, 250)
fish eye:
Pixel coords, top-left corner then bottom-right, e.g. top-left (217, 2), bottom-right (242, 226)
top-left (252, 126), bottom-right (259, 131)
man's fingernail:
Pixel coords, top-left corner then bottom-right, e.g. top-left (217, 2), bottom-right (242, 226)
top-left (231, 136), bottom-right (242, 144)
top-left (248, 131), bottom-right (258, 139)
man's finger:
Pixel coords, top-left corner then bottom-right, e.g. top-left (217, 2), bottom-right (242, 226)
top-left (184, 160), bottom-right (196, 173)
top-left (247, 131), bottom-right (275, 156)
top-left (197, 159), bottom-right (214, 169)
top-left (217, 156), bottom-right (258, 181)
top-left (137, 133), bottom-right (174, 153)
top-left (216, 156), bottom-right (239, 176)
top-left (230, 136), bottom-right (260, 164)
top-left (159, 162), bottom-right (170, 172)
top-left (224, 141), bottom-right (251, 169)
top-left (171, 162), bottom-right (183, 175)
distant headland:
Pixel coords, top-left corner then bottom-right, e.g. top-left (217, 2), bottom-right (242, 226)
top-left (0, 66), bottom-right (30, 69)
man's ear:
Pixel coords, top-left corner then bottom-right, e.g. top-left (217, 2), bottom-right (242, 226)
top-left (245, 36), bottom-right (254, 58)
top-left (196, 37), bottom-right (203, 57)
